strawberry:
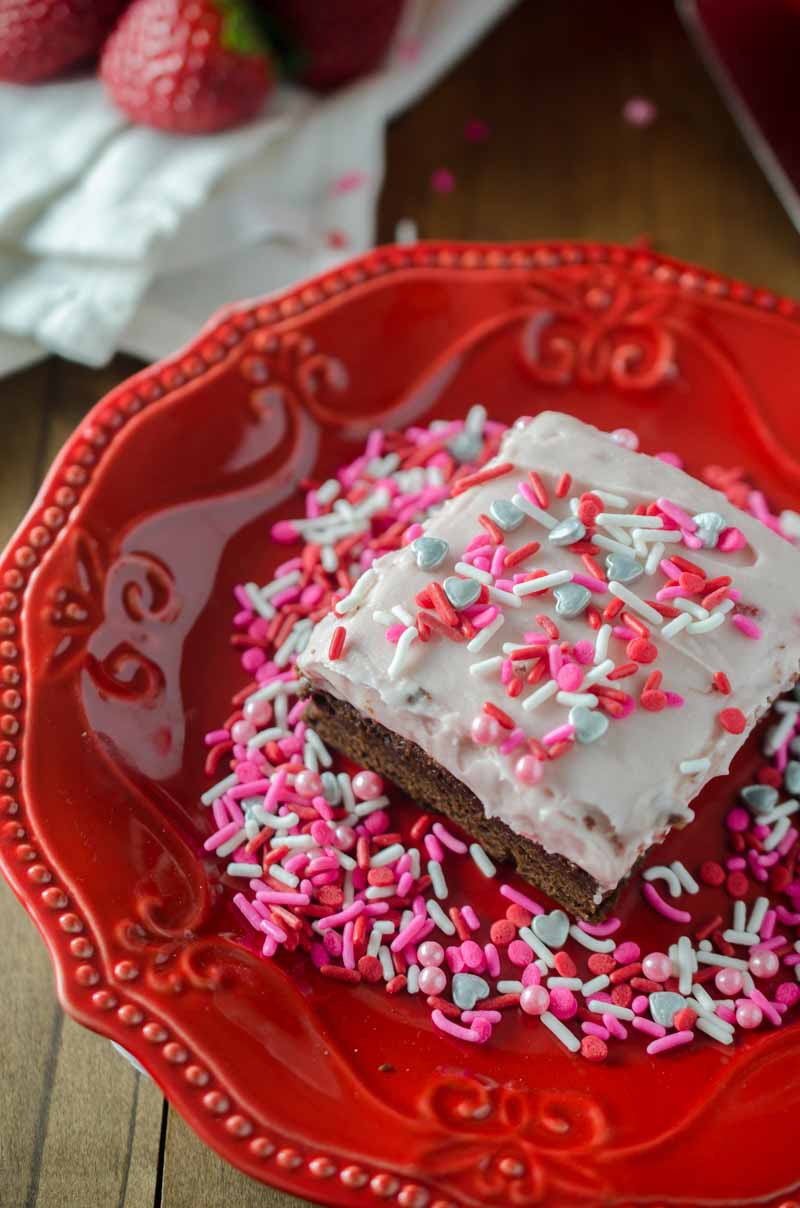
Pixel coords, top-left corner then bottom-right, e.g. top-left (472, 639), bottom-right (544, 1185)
top-left (0, 0), bottom-right (128, 84)
top-left (260, 0), bottom-right (404, 92)
top-left (101, 0), bottom-right (274, 134)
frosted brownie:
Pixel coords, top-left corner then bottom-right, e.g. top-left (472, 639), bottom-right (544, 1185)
top-left (298, 412), bottom-right (800, 918)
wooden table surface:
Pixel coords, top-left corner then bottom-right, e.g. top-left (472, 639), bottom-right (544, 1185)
top-left (1, 3), bottom-right (798, 1206)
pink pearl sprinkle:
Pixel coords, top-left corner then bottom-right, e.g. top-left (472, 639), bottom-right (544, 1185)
top-left (471, 714), bottom-right (500, 745)
top-left (655, 450), bottom-right (683, 468)
top-left (557, 663), bottom-right (583, 692)
top-left (431, 168), bottom-right (456, 194)
top-left (352, 770), bottom-right (383, 800)
top-left (418, 966), bottom-right (447, 995)
top-left (418, 941), bottom-right (444, 968)
top-left (514, 754), bottom-right (543, 785)
top-left (610, 428), bottom-right (639, 451)
top-left (715, 967), bottom-right (743, 996)
top-left (748, 948), bottom-right (779, 978)
top-left (736, 1000), bottom-right (763, 1029)
top-left (295, 769), bottom-right (322, 799)
top-left (520, 985), bottom-right (550, 1016)
top-left (642, 951), bottom-right (672, 982)
top-left (622, 95), bottom-right (658, 127)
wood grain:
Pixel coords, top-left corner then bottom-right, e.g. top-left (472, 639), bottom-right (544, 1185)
top-left (0, 1), bottom-right (798, 1205)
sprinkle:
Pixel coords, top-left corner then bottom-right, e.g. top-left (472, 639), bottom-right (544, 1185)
top-left (643, 883), bottom-right (692, 923)
top-left (519, 926), bottom-right (556, 968)
top-left (646, 1031), bottom-right (694, 1056)
top-left (431, 169), bottom-right (456, 194)
top-left (607, 581), bottom-right (663, 624)
top-left (513, 570), bottom-right (572, 597)
top-left (452, 461), bottom-right (515, 496)
top-left (428, 861), bottom-right (448, 900)
top-left (671, 861), bottom-right (700, 894)
top-left (569, 926), bottom-right (615, 953)
top-left (466, 612), bottom-right (504, 653)
top-left (643, 865), bottom-right (682, 897)
top-left (539, 1011), bottom-right (580, 1052)
top-left (596, 513), bottom-right (663, 529)
top-left (227, 862), bottom-right (264, 878)
top-left (622, 95), bottom-right (658, 127)
top-left (696, 951), bottom-right (749, 970)
top-left (732, 614), bottom-right (762, 640)
top-left (521, 680), bottom-right (558, 712)
top-left (679, 758), bottom-right (711, 775)
top-left (470, 844), bottom-right (496, 877)
top-left (512, 490), bottom-right (558, 530)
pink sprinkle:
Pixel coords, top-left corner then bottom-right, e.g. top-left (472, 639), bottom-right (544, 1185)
top-left (719, 527), bottom-right (747, 552)
top-left (431, 1010), bottom-right (490, 1043)
top-left (385, 623), bottom-right (406, 644)
top-left (548, 645), bottom-right (563, 677)
top-left (397, 872), bottom-right (414, 897)
top-left (665, 691), bottom-right (684, 708)
top-left (657, 498), bottom-right (696, 531)
top-left (474, 557), bottom-right (491, 572)
top-left (632, 995), bottom-right (649, 1015)
top-left (391, 915), bottom-right (428, 952)
top-left (484, 943), bottom-right (501, 977)
top-left (622, 95), bottom-right (658, 128)
top-left (499, 883), bottom-right (544, 916)
top-left (643, 882), bottom-right (691, 923)
top-left (647, 1030), bottom-right (694, 1056)
top-left (659, 558), bottom-right (682, 580)
top-left (446, 946), bottom-right (465, 973)
top-left (760, 909), bottom-right (776, 939)
top-left (433, 821), bottom-right (468, 854)
top-left (316, 901), bottom-right (365, 931)
top-left (582, 1021), bottom-right (610, 1039)
top-left (424, 832), bottom-right (445, 862)
top-left (491, 545), bottom-right (508, 577)
top-left (233, 893), bottom-right (263, 931)
top-left (255, 890), bottom-right (309, 906)
top-left (778, 826), bottom-right (798, 856)
top-left (501, 659), bottom-right (513, 685)
top-left (462, 1009), bottom-right (502, 1025)
top-left (499, 727), bottom-right (526, 755)
top-left (205, 728), bottom-right (230, 745)
top-left (613, 625), bottom-right (638, 640)
top-left (573, 640), bottom-right (595, 664)
top-left (632, 1016), bottom-right (666, 1039)
top-left (261, 935), bottom-right (278, 957)
top-left (682, 530), bottom-right (704, 550)
top-left (431, 168), bottom-right (456, 194)
top-left (614, 941), bottom-right (640, 964)
top-left (732, 614), bottom-right (762, 640)
top-left (556, 663), bottom-right (583, 692)
top-left (203, 821), bottom-right (240, 851)
top-left (472, 606), bottom-right (500, 629)
top-left (271, 520), bottom-right (300, 544)
top-left (572, 573), bottom-right (607, 594)
top-left (578, 918), bottom-right (621, 937)
top-left (747, 987), bottom-right (782, 1026)
top-left (655, 451), bottom-right (683, 468)
top-left (605, 1014), bottom-right (628, 1041)
top-left (331, 171), bottom-right (368, 196)
top-left (461, 904), bottom-right (480, 930)
top-left (464, 117), bottom-right (490, 143)
top-left (542, 722), bottom-right (575, 747)
top-left (656, 585), bottom-right (685, 602)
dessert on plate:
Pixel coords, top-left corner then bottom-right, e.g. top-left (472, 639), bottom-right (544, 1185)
top-left (299, 411), bottom-right (800, 918)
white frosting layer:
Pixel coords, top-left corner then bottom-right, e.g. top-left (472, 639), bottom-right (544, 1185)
top-left (299, 412), bottom-right (800, 892)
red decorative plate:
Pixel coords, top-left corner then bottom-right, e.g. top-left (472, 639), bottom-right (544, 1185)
top-left (2, 243), bottom-right (800, 1208)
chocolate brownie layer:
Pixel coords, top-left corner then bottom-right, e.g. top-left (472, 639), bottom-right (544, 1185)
top-left (306, 687), bottom-right (621, 921)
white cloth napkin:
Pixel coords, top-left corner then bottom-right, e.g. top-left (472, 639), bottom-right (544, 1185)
top-left (0, 0), bottom-right (515, 377)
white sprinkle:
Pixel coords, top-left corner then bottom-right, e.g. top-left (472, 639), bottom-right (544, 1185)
top-left (246, 679), bottom-right (293, 704)
top-left (305, 728), bottom-right (332, 768)
top-left (608, 581), bottom-right (662, 624)
top-left (353, 795), bottom-right (390, 817)
top-left (632, 531), bottom-right (647, 559)
top-left (775, 700), bottom-right (800, 715)
top-left (302, 742), bottom-right (318, 773)
top-left (365, 886), bottom-right (396, 900)
top-left (373, 609), bottom-right (396, 626)
top-left (584, 658), bottom-right (615, 685)
top-left (337, 773), bottom-right (355, 811)
top-left (200, 772), bottom-right (238, 806)
top-left (763, 815), bottom-right (791, 852)
top-left (269, 864), bottom-right (299, 889)
top-left (661, 612), bottom-right (692, 639)
top-left (469, 656), bottom-right (503, 677)
top-left (488, 584), bottom-right (522, 608)
top-left (496, 979), bottom-right (524, 994)
top-left (747, 896), bottom-right (770, 935)
top-left (606, 524), bottom-right (633, 547)
top-left (454, 561), bottom-right (493, 585)
top-left (426, 898), bottom-right (455, 934)
top-left (467, 612), bottom-right (505, 654)
top-left (465, 403), bottom-right (487, 433)
top-left (597, 513), bottom-right (663, 529)
top-left (722, 929), bottom-right (761, 946)
top-left (335, 568), bottom-right (377, 615)
top-left (540, 1012), bottom-right (580, 1052)
top-left (513, 569), bottom-right (572, 597)
top-left (378, 947), bottom-right (394, 981)
top-left (733, 900), bottom-right (746, 931)
top-left (387, 626), bottom-right (417, 680)
top-left (316, 478), bottom-right (340, 505)
top-left (511, 492), bottom-right (558, 529)
top-left (227, 862), bottom-right (263, 878)
top-left (244, 582), bottom-right (276, 620)
top-left (215, 828), bottom-right (250, 859)
top-left (569, 497), bottom-right (580, 515)
top-left (643, 865), bottom-right (682, 896)
top-left (521, 679), bottom-right (558, 712)
top-left (716, 598), bottom-right (735, 616)
top-left (368, 923), bottom-right (391, 955)
top-left (696, 1016), bottom-right (734, 1045)
top-left (428, 860), bottom-right (448, 900)
top-left (557, 691), bottom-right (598, 708)
top-left (758, 802), bottom-right (800, 831)
top-left (645, 541), bottom-right (665, 575)
top-left (594, 624), bottom-right (611, 663)
top-left (337, 851), bottom-right (356, 871)
top-left (407, 964), bottom-right (420, 994)
top-left (390, 604), bottom-right (415, 627)
top-left (673, 596), bottom-right (709, 620)
top-left (320, 546), bottom-right (339, 573)
top-left (594, 490), bottom-right (629, 508)
top-left (680, 758), bottom-right (711, 774)
top-left (469, 843), bottom-right (496, 877)
top-left (588, 1000), bottom-right (634, 1020)
top-left (581, 974), bottom-right (610, 996)
top-left (247, 727), bottom-right (284, 752)
top-left (686, 612), bottom-right (726, 635)
top-left (677, 934), bottom-right (693, 995)
top-left (371, 843), bottom-right (404, 867)
top-left (519, 925), bottom-right (556, 968)
top-left (593, 534), bottom-right (638, 558)
top-left (671, 860), bottom-right (700, 894)
top-left (407, 848), bottom-right (421, 879)
top-left (692, 983), bottom-right (715, 1011)
top-left (272, 834), bottom-right (315, 850)
top-left (547, 976), bottom-right (583, 990)
top-left (696, 951), bottom-right (748, 970)
top-left (569, 925), bottom-right (615, 953)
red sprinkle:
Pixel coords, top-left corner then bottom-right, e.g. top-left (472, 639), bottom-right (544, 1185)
top-left (603, 597), bottom-right (625, 622)
top-left (482, 993), bottom-right (521, 1011)
top-left (587, 953), bottom-right (616, 975)
top-left (426, 995), bottom-right (460, 1019)
top-left (581, 1035), bottom-right (608, 1062)
top-left (483, 701), bottom-right (515, 730)
top-left (506, 677), bottom-right (524, 698)
top-left (357, 955), bottom-right (383, 983)
top-left (640, 689), bottom-right (667, 712)
top-left (611, 983), bottom-right (633, 1008)
top-left (449, 907), bottom-right (470, 942)
top-left (610, 962), bottom-right (642, 985)
top-left (621, 612), bottom-right (649, 639)
top-left (451, 461), bottom-right (514, 496)
top-left (410, 815), bottom-right (432, 842)
top-left (320, 965), bottom-right (361, 983)
top-left (478, 512), bottom-right (504, 544)
top-left (505, 903), bottom-right (532, 928)
top-left (673, 1007), bottom-right (698, 1030)
top-left (726, 870), bottom-right (749, 899)
top-left (386, 974), bottom-right (407, 995)
top-left (672, 554), bottom-right (706, 577)
top-left (699, 861), bottom-right (725, 888)
top-left (328, 625), bottom-right (346, 661)
top-left (644, 670), bottom-right (663, 692)
top-left (429, 582), bottom-right (460, 627)
top-left (702, 586), bottom-right (730, 610)
top-left (712, 671), bottom-right (732, 695)
top-left (528, 470), bottom-right (549, 508)
top-left (719, 707), bottom-right (746, 734)
top-left (678, 572), bottom-right (705, 594)
top-left (555, 471), bottom-right (572, 498)
top-left (554, 951), bottom-right (577, 978)
top-left (608, 662), bottom-right (638, 680)
top-left (586, 605), bottom-right (602, 630)
top-left (490, 919), bottom-right (515, 946)
top-left (627, 638), bottom-right (657, 664)
top-left (504, 541), bottom-right (540, 567)
top-left (535, 613), bottom-right (560, 640)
